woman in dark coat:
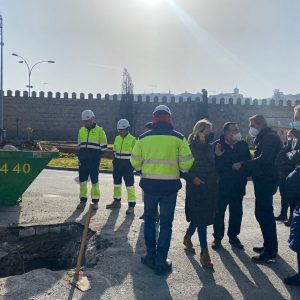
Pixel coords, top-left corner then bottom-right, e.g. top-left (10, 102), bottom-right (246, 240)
top-left (182, 119), bottom-right (219, 268)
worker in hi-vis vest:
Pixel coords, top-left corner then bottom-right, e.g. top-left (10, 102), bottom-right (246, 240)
top-left (130, 105), bottom-right (194, 275)
top-left (106, 119), bottom-right (137, 215)
top-left (77, 109), bottom-right (107, 210)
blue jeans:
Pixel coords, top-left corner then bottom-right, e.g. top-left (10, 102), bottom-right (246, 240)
top-left (144, 192), bottom-right (177, 265)
top-left (186, 222), bottom-right (207, 249)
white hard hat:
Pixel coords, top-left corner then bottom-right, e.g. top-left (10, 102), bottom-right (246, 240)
top-left (81, 110), bottom-right (95, 121)
top-left (153, 105), bottom-right (171, 116)
top-left (117, 119), bottom-right (130, 130)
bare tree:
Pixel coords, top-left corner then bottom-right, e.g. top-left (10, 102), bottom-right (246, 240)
top-left (120, 68), bottom-right (136, 133)
top-left (122, 68), bottom-right (134, 95)
top-left (196, 89), bottom-right (209, 120)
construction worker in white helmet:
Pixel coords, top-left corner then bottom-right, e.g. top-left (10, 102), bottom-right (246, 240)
top-left (106, 119), bottom-right (137, 215)
top-left (77, 109), bottom-right (107, 210)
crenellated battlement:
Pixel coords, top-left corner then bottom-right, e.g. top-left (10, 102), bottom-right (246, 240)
top-left (2, 90), bottom-right (297, 142)
top-left (4, 90), bottom-right (300, 107)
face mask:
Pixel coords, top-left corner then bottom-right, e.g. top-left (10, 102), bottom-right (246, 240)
top-left (293, 121), bottom-right (300, 131)
top-left (249, 127), bottom-right (259, 137)
top-left (205, 132), bottom-right (214, 144)
top-left (233, 132), bottom-right (242, 142)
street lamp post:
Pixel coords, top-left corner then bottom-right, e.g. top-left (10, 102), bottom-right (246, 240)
top-left (12, 53), bottom-right (55, 97)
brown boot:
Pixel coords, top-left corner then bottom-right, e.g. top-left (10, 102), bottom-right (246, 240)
top-left (200, 248), bottom-right (213, 268)
top-left (126, 206), bottom-right (135, 215)
top-left (106, 200), bottom-right (121, 209)
top-left (183, 234), bottom-right (195, 253)
top-left (76, 202), bottom-right (86, 210)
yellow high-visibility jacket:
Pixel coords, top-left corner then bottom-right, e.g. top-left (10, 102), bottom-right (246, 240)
top-left (130, 122), bottom-right (194, 195)
top-left (114, 133), bottom-right (136, 160)
top-left (78, 124), bottom-right (107, 160)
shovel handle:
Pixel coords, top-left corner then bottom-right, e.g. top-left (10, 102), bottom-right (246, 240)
top-left (75, 203), bottom-right (93, 277)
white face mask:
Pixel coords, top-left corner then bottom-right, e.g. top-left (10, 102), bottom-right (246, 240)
top-left (249, 127), bottom-right (259, 137)
top-left (233, 132), bottom-right (242, 142)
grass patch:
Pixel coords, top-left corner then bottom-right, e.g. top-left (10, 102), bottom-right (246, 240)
top-left (48, 153), bottom-right (113, 170)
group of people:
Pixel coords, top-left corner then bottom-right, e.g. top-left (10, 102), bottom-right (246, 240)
top-left (76, 104), bottom-right (300, 283)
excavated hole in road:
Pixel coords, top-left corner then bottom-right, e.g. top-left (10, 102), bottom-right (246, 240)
top-left (0, 222), bottom-right (105, 278)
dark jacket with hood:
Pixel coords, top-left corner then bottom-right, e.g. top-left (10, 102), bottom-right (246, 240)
top-left (182, 138), bottom-right (219, 226)
top-left (213, 135), bottom-right (251, 197)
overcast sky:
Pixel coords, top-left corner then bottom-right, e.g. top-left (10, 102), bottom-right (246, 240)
top-left (0, 0), bottom-right (299, 98)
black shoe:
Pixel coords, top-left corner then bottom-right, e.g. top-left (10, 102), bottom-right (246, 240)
top-left (154, 259), bottom-right (172, 275)
top-left (253, 246), bottom-right (264, 254)
top-left (283, 274), bottom-right (300, 286)
top-left (275, 214), bottom-right (288, 221)
top-left (141, 255), bottom-right (156, 270)
top-left (252, 251), bottom-right (276, 263)
top-left (211, 239), bottom-right (221, 250)
top-left (229, 237), bottom-right (244, 250)
top-left (284, 218), bottom-right (292, 227)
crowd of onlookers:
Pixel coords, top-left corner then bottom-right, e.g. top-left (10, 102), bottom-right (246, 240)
top-left (76, 104), bottom-right (300, 284)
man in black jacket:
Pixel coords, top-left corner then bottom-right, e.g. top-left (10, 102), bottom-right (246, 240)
top-left (212, 122), bottom-right (251, 250)
top-left (275, 133), bottom-right (300, 225)
top-left (233, 115), bottom-right (282, 263)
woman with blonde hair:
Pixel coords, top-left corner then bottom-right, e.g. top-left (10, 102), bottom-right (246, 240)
top-left (182, 119), bottom-right (219, 268)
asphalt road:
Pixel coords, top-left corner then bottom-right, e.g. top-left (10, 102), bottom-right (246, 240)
top-left (0, 169), bottom-right (300, 300)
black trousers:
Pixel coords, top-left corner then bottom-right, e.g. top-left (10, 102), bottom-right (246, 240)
top-left (113, 162), bottom-right (134, 187)
top-left (254, 181), bottom-right (278, 255)
top-left (79, 158), bottom-right (100, 184)
top-left (213, 193), bottom-right (243, 241)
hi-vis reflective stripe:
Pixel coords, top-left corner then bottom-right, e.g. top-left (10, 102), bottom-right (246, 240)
top-left (117, 151), bottom-right (131, 155)
top-left (126, 186), bottom-right (135, 189)
top-left (115, 152), bottom-right (131, 159)
top-left (80, 144), bottom-right (101, 150)
top-left (131, 154), bottom-right (142, 161)
top-left (179, 154), bottom-right (194, 162)
top-left (143, 159), bottom-right (178, 165)
top-left (142, 174), bottom-right (180, 180)
top-left (79, 139), bottom-right (100, 144)
top-left (100, 143), bottom-right (107, 149)
top-left (114, 184), bottom-right (122, 187)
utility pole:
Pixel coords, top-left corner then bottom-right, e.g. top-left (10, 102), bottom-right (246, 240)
top-left (0, 14), bottom-right (4, 144)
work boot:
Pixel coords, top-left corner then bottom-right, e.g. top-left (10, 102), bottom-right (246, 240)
top-left (154, 259), bottom-right (172, 275)
top-left (183, 234), bottom-right (195, 253)
top-left (139, 213), bottom-right (145, 220)
top-left (275, 213), bottom-right (288, 222)
top-left (229, 237), bottom-right (244, 250)
top-left (126, 206), bottom-right (135, 215)
top-left (211, 239), bottom-right (221, 250)
top-left (106, 200), bottom-right (121, 209)
top-left (92, 203), bottom-right (98, 210)
top-left (77, 202), bottom-right (86, 210)
top-left (200, 248), bottom-right (213, 268)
